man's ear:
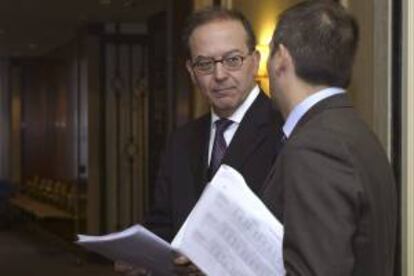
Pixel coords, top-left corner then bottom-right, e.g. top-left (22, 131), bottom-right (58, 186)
top-left (186, 60), bottom-right (197, 84)
top-left (277, 44), bottom-right (294, 75)
top-left (267, 44), bottom-right (283, 77)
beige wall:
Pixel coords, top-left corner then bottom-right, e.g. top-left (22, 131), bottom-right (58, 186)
top-left (232, 0), bottom-right (299, 46)
top-left (348, 0), bottom-right (392, 153)
top-left (347, 1), bottom-right (375, 128)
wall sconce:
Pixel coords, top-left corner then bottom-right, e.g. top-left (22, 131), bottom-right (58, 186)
top-left (256, 44), bottom-right (270, 95)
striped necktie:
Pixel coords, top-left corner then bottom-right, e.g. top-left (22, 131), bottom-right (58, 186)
top-left (209, 118), bottom-right (233, 179)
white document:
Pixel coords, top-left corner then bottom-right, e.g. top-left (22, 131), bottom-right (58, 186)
top-left (76, 165), bottom-right (284, 276)
top-left (172, 165), bottom-right (285, 276)
top-left (76, 224), bottom-right (172, 276)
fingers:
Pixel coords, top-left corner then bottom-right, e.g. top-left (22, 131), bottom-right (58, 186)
top-left (114, 260), bottom-right (149, 276)
top-left (114, 260), bottom-right (133, 272)
top-left (125, 267), bottom-right (150, 276)
top-left (172, 254), bottom-right (204, 276)
top-left (173, 255), bottom-right (191, 266)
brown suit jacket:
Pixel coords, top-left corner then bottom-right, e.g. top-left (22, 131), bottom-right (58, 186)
top-left (261, 94), bottom-right (397, 276)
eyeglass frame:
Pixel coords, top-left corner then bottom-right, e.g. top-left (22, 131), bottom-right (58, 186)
top-left (190, 51), bottom-right (254, 75)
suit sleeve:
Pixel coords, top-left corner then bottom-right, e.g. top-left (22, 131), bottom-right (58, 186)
top-left (143, 142), bottom-right (174, 241)
top-left (279, 139), bottom-right (362, 276)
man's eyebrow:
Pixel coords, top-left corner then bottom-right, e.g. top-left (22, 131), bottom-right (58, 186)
top-left (193, 49), bottom-right (243, 60)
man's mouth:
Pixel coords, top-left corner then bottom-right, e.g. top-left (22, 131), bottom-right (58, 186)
top-left (213, 87), bottom-right (234, 93)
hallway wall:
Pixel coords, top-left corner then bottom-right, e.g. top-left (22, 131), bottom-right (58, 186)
top-left (19, 57), bottom-right (78, 182)
top-left (348, 0), bottom-right (392, 154)
top-left (347, 0), bottom-right (374, 128)
top-left (0, 41), bottom-right (83, 186)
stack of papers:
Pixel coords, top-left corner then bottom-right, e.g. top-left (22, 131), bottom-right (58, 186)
top-left (77, 165), bottom-right (285, 276)
top-left (77, 224), bottom-right (172, 275)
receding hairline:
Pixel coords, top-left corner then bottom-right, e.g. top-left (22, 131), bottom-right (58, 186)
top-left (187, 18), bottom-right (252, 54)
top-left (189, 18), bottom-right (249, 38)
top-left (182, 7), bottom-right (257, 57)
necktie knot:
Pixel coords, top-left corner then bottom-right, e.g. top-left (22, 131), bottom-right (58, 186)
top-left (215, 118), bottom-right (233, 134)
top-left (209, 118), bottom-right (233, 180)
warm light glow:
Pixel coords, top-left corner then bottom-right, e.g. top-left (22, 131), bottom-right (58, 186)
top-left (256, 23), bottom-right (275, 78)
top-left (256, 44), bottom-right (269, 77)
top-left (258, 25), bottom-right (275, 46)
top-left (254, 16), bottom-right (278, 95)
top-left (256, 44), bottom-right (270, 95)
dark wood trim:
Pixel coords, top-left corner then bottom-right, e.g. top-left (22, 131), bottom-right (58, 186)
top-left (101, 35), bottom-right (148, 44)
top-left (99, 36), bottom-right (107, 233)
top-left (392, 0), bottom-right (402, 274)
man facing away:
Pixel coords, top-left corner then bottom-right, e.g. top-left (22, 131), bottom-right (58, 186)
top-left (262, 1), bottom-right (397, 275)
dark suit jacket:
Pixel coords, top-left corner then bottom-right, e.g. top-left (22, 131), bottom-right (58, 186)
top-left (261, 94), bottom-right (397, 276)
top-left (145, 91), bottom-right (284, 241)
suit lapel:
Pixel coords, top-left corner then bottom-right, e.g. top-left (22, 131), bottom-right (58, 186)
top-left (224, 92), bottom-right (283, 191)
top-left (190, 91), bottom-right (284, 196)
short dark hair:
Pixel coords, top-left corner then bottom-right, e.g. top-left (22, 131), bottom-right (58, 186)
top-left (270, 0), bottom-right (359, 88)
top-left (182, 6), bottom-right (257, 58)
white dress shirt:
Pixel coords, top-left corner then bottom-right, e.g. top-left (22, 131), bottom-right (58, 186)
top-left (208, 85), bottom-right (260, 165)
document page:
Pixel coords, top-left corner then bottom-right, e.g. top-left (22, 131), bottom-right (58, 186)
top-left (172, 165), bottom-right (285, 276)
top-left (77, 224), bottom-right (172, 276)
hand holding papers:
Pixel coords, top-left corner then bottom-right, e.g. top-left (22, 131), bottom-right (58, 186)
top-left (76, 165), bottom-right (285, 276)
top-left (172, 165), bottom-right (285, 276)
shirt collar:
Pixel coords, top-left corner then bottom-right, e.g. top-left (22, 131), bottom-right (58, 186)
top-left (283, 87), bottom-right (345, 137)
top-left (211, 85), bottom-right (260, 125)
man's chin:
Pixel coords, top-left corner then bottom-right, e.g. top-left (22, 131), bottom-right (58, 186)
top-left (212, 102), bottom-right (237, 117)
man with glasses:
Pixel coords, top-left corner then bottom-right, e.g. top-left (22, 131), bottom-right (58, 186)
top-left (116, 6), bottom-right (284, 275)
top-left (144, 6), bottom-right (284, 243)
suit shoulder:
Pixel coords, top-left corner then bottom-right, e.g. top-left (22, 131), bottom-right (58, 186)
top-left (167, 114), bottom-right (209, 143)
top-left (288, 109), bottom-right (389, 169)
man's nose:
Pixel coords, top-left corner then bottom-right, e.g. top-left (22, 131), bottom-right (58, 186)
top-left (213, 62), bottom-right (228, 81)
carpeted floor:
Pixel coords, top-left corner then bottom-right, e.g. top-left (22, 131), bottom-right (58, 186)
top-left (0, 228), bottom-right (118, 276)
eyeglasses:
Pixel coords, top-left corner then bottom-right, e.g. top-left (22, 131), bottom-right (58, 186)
top-left (191, 53), bottom-right (251, 75)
